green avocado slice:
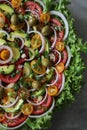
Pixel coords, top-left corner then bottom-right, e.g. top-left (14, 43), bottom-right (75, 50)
top-left (0, 64), bottom-right (15, 74)
top-left (0, 4), bottom-right (14, 15)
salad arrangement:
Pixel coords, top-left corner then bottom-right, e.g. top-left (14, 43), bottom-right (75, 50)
top-left (0, 0), bottom-right (87, 130)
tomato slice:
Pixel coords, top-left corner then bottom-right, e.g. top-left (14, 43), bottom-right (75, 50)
top-left (40, 13), bottom-right (50, 24)
top-left (55, 73), bottom-right (62, 89)
top-left (3, 114), bottom-right (27, 127)
top-left (61, 49), bottom-right (68, 64)
top-left (56, 41), bottom-right (65, 51)
top-left (31, 34), bottom-right (42, 49)
top-left (25, 1), bottom-right (42, 15)
top-left (0, 69), bottom-right (21, 83)
top-left (56, 62), bottom-right (65, 73)
top-left (50, 18), bottom-right (64, 41)
top-left (21, 103), bottom-right (33, 116)
top-left (31, 60), bottom-right (46, 74)
top-left (0, 49), bottom-right (10, 61)
top-left (11, 0), bottom-right (21, 8)
top-left (47, 85), bottom-right (58, 96)
top-left (0, 114), bottom-right (5, 122)
top-left (32, 95), bottom-right (53, 115)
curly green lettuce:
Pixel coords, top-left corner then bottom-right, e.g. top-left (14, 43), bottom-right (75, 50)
top-left (15, 0), bottom-right (87, 130)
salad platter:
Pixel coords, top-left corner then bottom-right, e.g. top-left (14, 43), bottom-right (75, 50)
top-left (0, 0), bottom-right (87, 130)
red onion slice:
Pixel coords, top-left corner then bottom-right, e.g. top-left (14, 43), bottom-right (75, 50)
top-left (53, 49), bottom-right (61, 65)
top-left (65, 46), bottom-right (72, 68)
top-left (0, 30), bottom-right (10, 38)
top-left (46, 67), bottom-right (58, 87)
top-left (29, 99), bottom-right (55, 118)
top-left (24, 19), bottom-right (30, 33)
top-left (0, 45), bottom-right (13, 64)
top-left (25, 48), bottom-right (35, 61)
top-left (28, 30), bottom-right (45, 53)
top-left (50, 27), bottom-right (57, 50)
top-left (49, 10), bottom-right (69, 40)
top-left (0, 96), bottom-right (19, 108)
top-left (12, 36), bottom-right (25, 49)
top-left (0, 0), bottom-right (12, 6)
top-left (5, 112), bottom-right (21, 120)
top-left (0, 80), bottom-right (15, 89)
top-left (25, 9), bottom-right (40, 20)
top-left (27, 88), bottom-right (47, 106)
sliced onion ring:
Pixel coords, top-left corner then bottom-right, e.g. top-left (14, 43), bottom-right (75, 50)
top-left (49, 10), bottom-right (69, 40)
top-left (0, 45), bottom-right (13, 64)
top-left (12, 36), bottom-right (25, 49)
top-left (25, 48), bottom-right (35, 61)
top-left (27, 88), bottom-right (47, 106)
top-left (46, 67), bottom-right (58, 87)
top-left (25, 9), bottom-right (40, 20)
top-left (0, 30), bottom-right (10, 38)
top-left (29, 99), bottom-right (55, 118)
top-left (5, 112), bottom-right (21, 120)
top-left (0, 80), bottom-right (15, 89)
top-left (53, 49), bottom-right (61, 65)
top-left (0, 0), bottom-right (12, 6)
top-left (24, 19), bottom-right (30, 33)
top-left (28, 30), bottom-right (45, 54)
top-left (0, 96), bottom-right (19, 108)
top-left (50, 27), bottom-right (57, 50)
top-left (65, 46), bottom-right (72, 68)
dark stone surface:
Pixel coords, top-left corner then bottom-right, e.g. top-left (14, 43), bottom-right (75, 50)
top-left (47, 0), bottom-right (87, 130)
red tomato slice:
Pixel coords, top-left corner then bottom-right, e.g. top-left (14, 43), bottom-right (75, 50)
top-left (55, 73), bottom-right (62, 89)
top-left (50, 18), bottom-right (62, 27)
top-left (25, 1), bottom-right (42, 15)
top-left (32, 95), bottom-right (53, 115)
top-left (61, 49), bottom-right (68, 64)
top-left (3, 114), bottom-right (27, 127)
top-left (50, 18), bottom-right (64, 41)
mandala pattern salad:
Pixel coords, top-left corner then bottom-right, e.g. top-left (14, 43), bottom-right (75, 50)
top-left (0, 0), bottom-right (87, 130)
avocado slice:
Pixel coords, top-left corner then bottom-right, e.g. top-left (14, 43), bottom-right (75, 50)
top-left (45, 39), bottom-right (50, 54)
top-left (0, 65), bottom-right (15, 74)
top-left (4, 99), bottom-right (23, 113)
top-left (11, 47), bottom-right (20, 62)
top-left (23, 62), bottom-right (31, 77)
top-left (46, 68), bottom-right (54, 82)
top-left (0, 38), bottom-right (6, 45)
top-left (0, 4), bottom-right (14, 15)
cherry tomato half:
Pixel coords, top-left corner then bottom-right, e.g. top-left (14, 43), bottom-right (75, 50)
top-left (30, 60), bottom-right (46, 74)
top-left (47, 85), bottom-right (58, 96)
top-left (21, 103), bottom-right (33, 116)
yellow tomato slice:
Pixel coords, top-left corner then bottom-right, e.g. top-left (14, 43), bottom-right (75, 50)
top-left (47, 85), bottom-right (58, 96)
top-left (10, 23), bottom-right (24, 31)
top-left (0, 49), bottom-right (10, 61)
top-left (0, 12), bottom-right (5, 28)
top-left (40, 13), bottom-right (50, 24)
top-left (56, 62), bottom-right (65, 73)
top-left (21, 103), bottom-right (33, 116)
top-left (12, 0), bottom-right (21, 8)
top-left (56, 42), bottom-right (65, 51)
top-left (30, 60), bottom-right (46, 74)
top-left (31, 34), bottom-right (42, 49)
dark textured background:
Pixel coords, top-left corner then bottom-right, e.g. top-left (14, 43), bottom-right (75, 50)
top-left (48, 0), bottom-right (87, 130)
